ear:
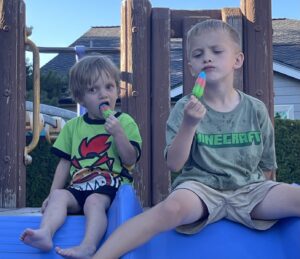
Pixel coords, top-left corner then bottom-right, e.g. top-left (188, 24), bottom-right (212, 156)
top-left (233, 52), bottom-right (244, 69)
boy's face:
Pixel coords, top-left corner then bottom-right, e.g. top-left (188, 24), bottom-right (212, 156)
top-left (188, 29), bottom-right (243, 84)
top-left (80, 72), bottom-right (118, 120)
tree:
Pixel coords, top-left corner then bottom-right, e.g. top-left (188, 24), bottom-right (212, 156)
top-left (26, 60), bottom-right (69, 106)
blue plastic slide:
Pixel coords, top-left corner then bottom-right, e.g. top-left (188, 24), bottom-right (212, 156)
top-left (1, 184), bottom-right (300, 259)
top-left (111, 185), bottom-right (300, 259)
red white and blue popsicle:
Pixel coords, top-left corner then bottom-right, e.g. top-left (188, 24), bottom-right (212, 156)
top-left (192, 71), bottom-right (206, 99)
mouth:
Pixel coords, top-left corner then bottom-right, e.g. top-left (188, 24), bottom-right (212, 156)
top-left (203, 66), bottom-right (215, 71)
top-left (99, 101), bottom-right (110, 109)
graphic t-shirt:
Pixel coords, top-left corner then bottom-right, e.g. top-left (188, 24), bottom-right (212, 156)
top-left (52, 112), bottom-right (142, 191)
top-left (165, 91), bottom-right (277, 191)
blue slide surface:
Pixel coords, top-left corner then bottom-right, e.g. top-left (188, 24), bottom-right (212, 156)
top-left (1, 184), bottom-right (300, 259)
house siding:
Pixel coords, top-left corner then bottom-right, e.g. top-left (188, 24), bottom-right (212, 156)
top-left (274, 72), bottom-right (300, 119)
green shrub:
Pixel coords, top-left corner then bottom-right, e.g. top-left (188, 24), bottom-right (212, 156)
top-left (275, 118), bottom-right (300, 184)
top-left (26, 138), bottom-right (59, 207)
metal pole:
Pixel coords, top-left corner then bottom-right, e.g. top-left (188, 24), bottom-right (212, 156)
top-left (25, 46), bottom-right (120, 54)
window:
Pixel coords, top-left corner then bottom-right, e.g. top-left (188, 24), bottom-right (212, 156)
top-left (274, 105), bottom-right (294, 119)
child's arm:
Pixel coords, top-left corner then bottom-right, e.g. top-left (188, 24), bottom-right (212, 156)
top-left (167, 72), bottom-right (206, 171)
top-left (167, 96), bottom-right (206, 172)
top-left (104, 116), bottom-right (137, 166)
top-left (41, 158), bottom-right (70, 213)
top-left (50, 158), bottom-right (71, 191)
top-left (166, 119), bottom-right (197, 172)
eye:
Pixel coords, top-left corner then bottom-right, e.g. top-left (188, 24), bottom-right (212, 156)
top-left (87, 87), bottom-right (97, 94)
top-left (105, 83), bottom-right (115, 91)
top-left (213, 49), bottom-right (223, 54)
top-left (192, 51), bottom-right (203, 58)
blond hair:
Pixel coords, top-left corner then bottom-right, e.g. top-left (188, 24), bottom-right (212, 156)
top-left (69, 55), bottom-right (120, 103)
top-left (186, 19), bottom-right (241, 60)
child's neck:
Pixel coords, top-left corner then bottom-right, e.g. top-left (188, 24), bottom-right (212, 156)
top-left (203, 87), bottom-right (240, 113)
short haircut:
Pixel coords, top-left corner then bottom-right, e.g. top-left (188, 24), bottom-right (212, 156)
top-left (69, 55), bottom-right (120, 103)
top-left (186, 19), bottom-right (242, 60)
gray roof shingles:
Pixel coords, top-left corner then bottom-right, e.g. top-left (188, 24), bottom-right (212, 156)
top-left (272, 19), bottom-right (300, 69)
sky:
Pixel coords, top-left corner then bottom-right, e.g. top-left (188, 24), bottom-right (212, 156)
top-left (24, 0), bottom-right (300, 66)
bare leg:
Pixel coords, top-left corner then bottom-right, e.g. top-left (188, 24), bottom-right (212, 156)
top-left (20, 189), bottom-right (80, 251)
top-left (92, 188), bottom-right (208, 259)
top-left (251, 183), bottom-right (300, 219)
top-left (56, 193), bottom-right (111, 259)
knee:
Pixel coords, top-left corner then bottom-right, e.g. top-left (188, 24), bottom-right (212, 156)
top-left (84, 193), bottom-right (110, 212)
top-left (158, 197), bottom-right (186, 225)
top-left (48, 189), bottom-right (69, 203)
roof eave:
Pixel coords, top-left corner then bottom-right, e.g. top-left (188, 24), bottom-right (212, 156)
top-left (273, 61), bottom-right (300, 80)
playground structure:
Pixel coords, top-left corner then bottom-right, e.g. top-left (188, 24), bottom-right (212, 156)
top-left (0, 0), bottom-right (273, 208)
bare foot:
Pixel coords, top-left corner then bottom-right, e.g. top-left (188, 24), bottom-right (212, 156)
top-left (20, 228), bottom-right (53, 251)
top-left (55, 245), bottom-right (96, 259)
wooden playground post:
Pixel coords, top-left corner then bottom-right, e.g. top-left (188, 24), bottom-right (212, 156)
top-left (151, 8), bottom-right (171, 204)
top-left (0, 0), bottom-right (26, 208)
top-left (121, 0), bottom-right (152, 206)
top-left (241, 0), bottom-right (274, 120)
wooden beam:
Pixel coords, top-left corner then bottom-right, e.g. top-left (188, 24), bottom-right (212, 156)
top-left (240, 0), bottom-right (275, 180)
top-left (222, 8), bottom-right (244, 91)
top-left (171, 10), bottom-right (221, 38)
top-left (0, 0), bottom-right (26, 208)
top-left (240, 0), bottom-right (274, 119)
top-left (151, 8), bottom-right (171, 205)
top-left (120, 0), bottom-right (152, 206)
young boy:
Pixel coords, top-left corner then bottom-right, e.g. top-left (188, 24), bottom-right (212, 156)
top-left (90, 19), bottom-right (300, 259)
top-left (20, 55), bottom-right (142, 259)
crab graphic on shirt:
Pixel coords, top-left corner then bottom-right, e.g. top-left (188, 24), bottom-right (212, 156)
top-left (69, 134), bottom-right (121, 190)
top-left (71, 134), bottom-right (113, 171)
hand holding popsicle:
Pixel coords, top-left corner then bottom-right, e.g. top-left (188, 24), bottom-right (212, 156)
top-left (99, 103), bottom-right (114, 119)
top-left (192, 71), bottom-right (206, 99)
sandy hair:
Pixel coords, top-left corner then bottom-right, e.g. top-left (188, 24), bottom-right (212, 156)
top-left (69, 55), bottom-right (120, 103)
top-left (186, 19), bottom-right (241, 60)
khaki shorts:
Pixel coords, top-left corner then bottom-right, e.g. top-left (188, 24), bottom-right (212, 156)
top-left (173, 180), bottom-right (281, 234)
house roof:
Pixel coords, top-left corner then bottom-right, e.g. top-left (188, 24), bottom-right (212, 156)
top-left (41, 19), bottom-right (300, 90)
top-left (41, 26), bottom-right (120, 77)
top-left (272, 19), bottom-right (300, 70)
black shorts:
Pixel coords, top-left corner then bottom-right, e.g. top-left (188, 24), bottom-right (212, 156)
top-left (67, 185), bottom-right (117, 214)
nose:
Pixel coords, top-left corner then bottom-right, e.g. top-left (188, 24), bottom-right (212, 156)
top-left (98, 88), bottom-right (107, 99)
top-left (203, 52), bottom-right (212, 63)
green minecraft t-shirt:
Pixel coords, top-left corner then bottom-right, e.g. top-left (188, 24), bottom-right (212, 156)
top-left (166, 91), bottom-right (277, 191)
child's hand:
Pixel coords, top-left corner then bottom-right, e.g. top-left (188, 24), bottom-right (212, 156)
top-left (183, 95), bottom-right (206, 127)
top-left (104, 115), bottom-right (124, 137)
